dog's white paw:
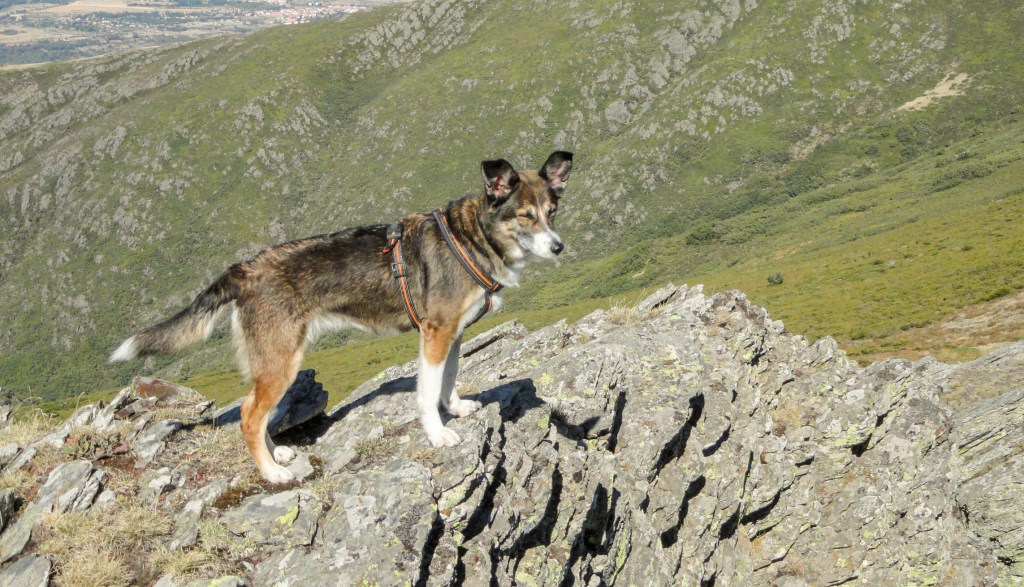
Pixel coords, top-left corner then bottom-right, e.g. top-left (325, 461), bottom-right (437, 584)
top-left (426, 425), bottom-right (462, 447)
top-left (273, 445), bottom-right (297, 465)
top-left (261, 463), bottom-right (296, 485)
top-left (448, 399), bottom-right (482, 418)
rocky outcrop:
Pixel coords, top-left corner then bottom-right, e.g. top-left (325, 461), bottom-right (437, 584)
top-left (213, 368), bottom-right (328, 435)
top-left (1, 285), bottom-right (1023, 585)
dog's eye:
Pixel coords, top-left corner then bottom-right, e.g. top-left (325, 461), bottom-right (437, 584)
top-left (547, 207), bottom-right (556, 216)
top-left (519, 211), bottom-right (536, 220)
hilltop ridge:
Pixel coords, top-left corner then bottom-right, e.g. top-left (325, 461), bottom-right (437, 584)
top-left (2, 285), bottom-right (1023, 585)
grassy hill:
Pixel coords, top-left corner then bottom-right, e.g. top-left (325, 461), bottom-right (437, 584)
top-left (1, 0), bottom-right (1022, 403)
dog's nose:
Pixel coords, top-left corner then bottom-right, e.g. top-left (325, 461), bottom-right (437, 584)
top-left (550, 241), bottom-right (564, 255)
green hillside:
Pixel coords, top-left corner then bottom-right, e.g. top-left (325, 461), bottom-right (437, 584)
top-left (1, 0), bottom-right (1022, 402)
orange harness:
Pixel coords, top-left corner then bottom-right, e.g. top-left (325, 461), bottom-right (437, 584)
top-left (382, 208), bottom-right (503, 332)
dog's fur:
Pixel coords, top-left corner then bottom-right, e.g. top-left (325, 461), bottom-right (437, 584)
top-left (110, 152), bottom-right (573, 483)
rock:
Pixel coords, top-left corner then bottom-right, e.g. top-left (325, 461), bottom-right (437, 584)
top-left (6, 284), bottom-right (1024, 586)
top-left (167, 479), bottom-right (227, 550)
top-left (214, 369), bottom-right (327, 435)
top-left (2, 460), bottom-right (105, 564)
top-left (955, 386), bottom-right (1024, 576)
top-left (31, 428), bottom-right (69, 450)
top-left (284, 452), bottom-right (316, 482)
top-left (0, 444), bottom-right (18, 471)
top-left (93, 489), bottom-right (117, 510)
top-left (3, 447), bottom-right (34, 474)
top-left (34, 460), bottom-right (106, 513)
top-left (252, 285), bottom-right (1021, 586)
top-left (0, 510), bottom-right (35, 565)
top-left (156, 576), bottom-right (245, 587)
top-left (220, 489), bottom-right (320, 548)
top-left (185, 576), bottom-right (245, 587)
top-left (132, 419), bottom-right (183, 466)
top-left (132, 376), bottom-right (206, 404)
top-left (137, 467), bottom-right (177, 504)
top-left (0, 406), bottom-right (11, 428)
top-left (92, 388), bottom-right (132, 431)
top-left (0, 489), bottom-right (18, 534)
top-left (0, 555), bottom-right (51, 587)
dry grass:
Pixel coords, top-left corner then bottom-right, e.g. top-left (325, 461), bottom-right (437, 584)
top-left (38, 498), bottom-right (174, 586)
top-left (55, 545), bottom-right (132, 587)
top-left (196, 518), bottom-right (261, 563)
top-left (605, 303), bottom-right (646, 326)
top-left (179, 425), bottom-right (251, 473)
top-left (150, 545), bottom-right (221, 580)
top-left (3, 407), bottom-right (60, 446)
top-left (0, 445), bottom-right (66, 500)
top-left (847, 289), bottom-right (1024, 364)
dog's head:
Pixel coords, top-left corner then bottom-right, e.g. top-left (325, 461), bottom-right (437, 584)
top-left (481, 151), bottom-right (573, 262)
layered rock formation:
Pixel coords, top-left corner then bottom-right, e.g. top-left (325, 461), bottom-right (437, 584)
top-left (1, 285), bottom-right (1023, 586)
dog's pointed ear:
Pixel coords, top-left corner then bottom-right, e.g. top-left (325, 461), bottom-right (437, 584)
top-left (539, 151), bottom-right (573, 195)
top-left (481, 159), bottom-right (520, 205)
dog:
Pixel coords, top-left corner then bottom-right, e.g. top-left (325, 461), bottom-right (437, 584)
top-left (109, 151), bottom-right (573, 483)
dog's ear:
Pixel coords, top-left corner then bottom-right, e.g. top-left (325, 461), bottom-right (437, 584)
top-left (481, 159), bottom-right (520, 205)
top-left (539, 151), bottom-right (573, 195)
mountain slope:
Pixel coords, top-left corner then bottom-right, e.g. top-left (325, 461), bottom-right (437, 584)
top-left (1, 0), bottom-right (1023, 399)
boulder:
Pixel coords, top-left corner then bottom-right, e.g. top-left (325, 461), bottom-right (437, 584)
top-left (213, 368), bottom-right (327, 435)
top-left (250, 285), bottom-right (1024, 586)
top-left (0, 555), bottom-right (51, 587)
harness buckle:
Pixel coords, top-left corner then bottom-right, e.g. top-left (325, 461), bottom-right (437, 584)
top-left (386, 223), bottom-right (403, 241)
top-left (391, 261), bottom-right (406, 278)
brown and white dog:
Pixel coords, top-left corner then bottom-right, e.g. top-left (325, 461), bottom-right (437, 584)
top-left (109, 151), bottom-right (573, 483)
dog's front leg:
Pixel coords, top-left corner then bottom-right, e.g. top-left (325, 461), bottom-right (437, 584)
top-left (438, 335), bottom-right (482, 418)
top-left (417, 321), bottom-right (463, 447)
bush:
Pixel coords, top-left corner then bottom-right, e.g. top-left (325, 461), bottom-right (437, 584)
top-left (686, 222), bottom-right (722, 245)
top-left (767, 272), bottom-right (785, 286)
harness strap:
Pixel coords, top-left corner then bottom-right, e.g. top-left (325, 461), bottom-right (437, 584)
top-left (432, 208), bottom-right (504, 327)
top-left (383, 222), bottom-right (421, 331)
top-left (384, 211), bottom-right (505, 332)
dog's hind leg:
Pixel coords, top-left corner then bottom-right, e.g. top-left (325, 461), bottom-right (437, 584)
top-left (438, 335), bottom-right (482, 418)
top-left (238, 314), bottom-right (305, 484)
top-left (417, 320), bottom-right (463, 447)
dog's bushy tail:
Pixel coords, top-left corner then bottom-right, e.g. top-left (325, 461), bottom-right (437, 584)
top-left (109, 265), bottom-right (244, 363)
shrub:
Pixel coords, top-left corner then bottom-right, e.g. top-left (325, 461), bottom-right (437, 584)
top-left (767, 272), bottom-right (785, 286)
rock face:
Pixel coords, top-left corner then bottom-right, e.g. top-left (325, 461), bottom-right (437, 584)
top-left (2, 285), bottom-right (1023, 586)
top-left (268, 285), bottom-right (1023, 586)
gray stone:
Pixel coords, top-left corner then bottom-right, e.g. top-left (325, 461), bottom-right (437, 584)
top-left (214, 369), bottom-right (327, 434)
top-left (137, 467), bottom-right (177, 504)
top-left (0, 554), bottom-right (51, 587)
top-left (2, 461), bottom-right (103, 562)
top-left (220, 489), bottom-right (320, 548)
top-left (0, 489), bottom-right (17, 534)
top-left (93, 489), bottom-right (117, 510)
top-left (152, 576), bottom-right (177, 587)
top-left (284, 452), bottom-right (316, 482)
top-left (0, 406), bottom-right (11, 428)
top-left (4, 446), bottom-right (34, 474)
top-left (30, 428), bottom-right (69, 450)
top-left (184, 576), bottom-right (245, 587)
top-left (132, 419), bottom-right (183, 465)
top-left (34, 460), bottom-right (106, 513)
top-left (167, 479), bottom-right (227, 550)
top-left (0, 444), bottom-right (18, 471)
top-left (92, 388), bottom-right (132, 431)
top-left (955, 385), bottom-right (1024, 576)
top-left (263, 285), bottom-right (1018, 586)
top-left (132, 376), bottom-right (206, 404)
